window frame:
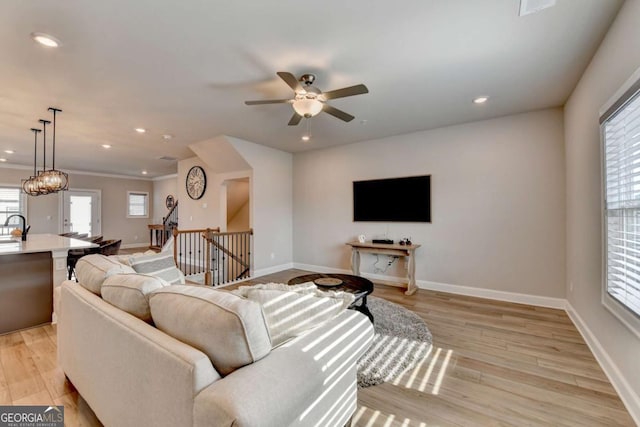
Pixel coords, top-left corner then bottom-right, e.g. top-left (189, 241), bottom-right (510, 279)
top-left (600, 67), bottom-right (640, 340)
top-left (0, 185), bottom-right (28, 235)
top-left (127, 191), bottom-right (149, 219)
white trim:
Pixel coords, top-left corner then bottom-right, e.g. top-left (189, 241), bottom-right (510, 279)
top-left (152, 174), bottom-right (177, 181)
top-left (126, 191), bottom-right (149, 218)
top-left (292, 262), bottom-right (566, 309)
top-left (253, 262), bottom-right (294, 278)
top-left (0, 162), bottom-right (157, 181)
top-left (417, 278), bottom-right (566, 309)
top-left (120, 243), bottom-right (149, 250)
top-left (566, 302), bottom-right (640, 425)
top-left (58, 189), bottom-right (102, 235)
top-left (293, 262), bottom-right (351, 275)
top-left (600, 64), bottom-right (640, 117)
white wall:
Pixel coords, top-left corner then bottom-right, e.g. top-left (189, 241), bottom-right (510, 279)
top-left (178, 136), bottom-right (293, 273)
top-left (152, 175), bottom-right (177, 223)
top-left (0, 167), bottom-right (153, 246)
top-left (293, 109), bottom-right (566, 299)
top-left (564, 0), bottom-right (640, 421)
top-left (176, 157), bottom-right (249, 230)
top-left (226, 137), bottom-right (293, 272)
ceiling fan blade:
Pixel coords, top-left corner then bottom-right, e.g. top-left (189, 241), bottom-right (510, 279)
top-left (288, 113), bottom-right (302, 126)
top-left (277, 72), bottom-right (303, 92)
top-left (322, 104), bottom-right (355, 122)
top-left (322, 84), bottom-right (369, 100)
top-left (245, 99), bottom-right (291, 105)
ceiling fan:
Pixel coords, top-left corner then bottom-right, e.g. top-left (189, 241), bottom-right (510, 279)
top-left (245, 72), bottom-right (369, 126)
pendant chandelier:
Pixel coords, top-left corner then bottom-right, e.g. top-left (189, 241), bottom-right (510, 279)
top-left (21, 107), bottom-right (69, 196)
top-left (21, 128), bottom-right (41, 196)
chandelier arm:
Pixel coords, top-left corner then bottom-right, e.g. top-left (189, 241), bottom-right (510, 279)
top-left (48, 108), bottom-right (62, 170)
top-left (38, 119), bottom-right (50, 172)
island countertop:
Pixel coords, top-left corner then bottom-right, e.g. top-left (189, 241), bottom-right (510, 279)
top-left (0, 233), bottom-right (97, 255)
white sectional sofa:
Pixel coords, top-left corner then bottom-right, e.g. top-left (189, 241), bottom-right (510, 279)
top-left (57, 255), bottom-right (374, 427)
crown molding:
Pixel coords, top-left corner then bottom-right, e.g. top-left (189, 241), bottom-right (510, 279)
top-left (0, 162), bottom-right (159, 181)
top-left (152, 173), bottom-right (178, 181)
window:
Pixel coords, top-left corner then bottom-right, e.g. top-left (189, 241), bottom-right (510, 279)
top-left (602, 78), bottom-right (640, 325)
top-left (127, 191), bottom-right (149, 218)
top-left (0, 187), bottom-right (26, 235)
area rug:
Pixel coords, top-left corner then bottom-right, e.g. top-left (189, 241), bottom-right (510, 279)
top-left (357, 296), bottom-right (433, 388)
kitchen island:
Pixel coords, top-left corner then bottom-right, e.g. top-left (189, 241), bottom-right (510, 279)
top-left (0, 234), bottom-right (97, 334)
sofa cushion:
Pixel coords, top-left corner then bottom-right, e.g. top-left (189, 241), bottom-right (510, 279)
top-left (149, 285), bottom-right (271, 376)
top-left (129, 252), bottom-right (184, 285)
top-left (245, 288), bottom-right (348, 347)
top-left (110, 250), bottom-right (157, 266)
top-left (101, 273), bottom-right (170, 321)
top-left (75, 254), bottom-right (136, 295)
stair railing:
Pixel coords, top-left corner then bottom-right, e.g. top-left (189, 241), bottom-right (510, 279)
top-left (172, 227), bottom-right (253, 286)
top-left (148, 201), bottom-right (179, 249)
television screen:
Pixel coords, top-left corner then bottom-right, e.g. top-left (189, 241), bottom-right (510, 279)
top-left (353, 175), bottom-right (431, 222)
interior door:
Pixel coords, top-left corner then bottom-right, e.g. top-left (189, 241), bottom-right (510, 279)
top-left (61, 190), bottom-right (101, 236)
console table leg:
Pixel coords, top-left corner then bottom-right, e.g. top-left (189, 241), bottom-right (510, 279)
top-left (405, 249), bottom-right (417, 295)
top-left (351, 249), bottom-right (361, 276)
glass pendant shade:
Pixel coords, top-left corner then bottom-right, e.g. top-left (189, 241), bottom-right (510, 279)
top-left (41, 169), bottom-right (69, 192)
top-left (22, 108), bottom-right (69, 196)
top-left (292, 98), bottom-right (323, 117)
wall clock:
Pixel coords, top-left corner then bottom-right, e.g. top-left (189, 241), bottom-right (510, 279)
top-left (186, 166), bottom-right (207, 200)
top-left (165, 194), bottom-right (175, 209)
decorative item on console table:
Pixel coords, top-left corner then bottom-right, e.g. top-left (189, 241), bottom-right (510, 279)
top-left (346, 240), bottom-right (421, 295)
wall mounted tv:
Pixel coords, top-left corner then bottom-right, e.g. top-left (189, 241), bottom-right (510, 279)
top-left (353, 175), bottom-right (431, 222)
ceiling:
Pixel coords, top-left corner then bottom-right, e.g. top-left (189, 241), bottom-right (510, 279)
top-left (0, 0), bottom-right (624, 178)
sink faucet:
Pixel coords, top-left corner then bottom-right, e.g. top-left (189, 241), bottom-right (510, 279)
top-left (4, 214), bottom-right (30, 241)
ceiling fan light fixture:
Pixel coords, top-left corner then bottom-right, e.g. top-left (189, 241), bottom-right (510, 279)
top-left (292, 98), bottom-right (323, 118)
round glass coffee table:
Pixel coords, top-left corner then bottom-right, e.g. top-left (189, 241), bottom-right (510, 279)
top-left (288, 273), bottom-right (374, 323)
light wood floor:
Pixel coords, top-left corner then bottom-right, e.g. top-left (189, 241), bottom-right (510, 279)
top-left (0, 269), bottom-right (635, 426)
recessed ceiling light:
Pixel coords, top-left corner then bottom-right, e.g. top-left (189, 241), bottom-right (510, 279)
top-left (31, 32), bottom-right (61, 48)
top-left (473, 96), bottom-right (490, 104)
top-left (4, 150), bottom-right (14, 154)
top-left (101, 144), bottom-right (111, 149)
top-left (0, 158), bottom-right (7, 163)
top-left (135, 128), bottom-right (146, 134)
top-left (301, 135), bottom-right (311, 142)
top-left (162, 134), bottom-right (173, 140)
top-left (141, 170), bottom-right (148, 175)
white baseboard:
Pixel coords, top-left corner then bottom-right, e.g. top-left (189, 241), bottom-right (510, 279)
top-left (253, 262), bottom-right (294, 278)
top-left (293, 263), bottom-right (352, 275)
top-left (292, 262), bottom-right (565, 309)
top-left (120, 243), bottom-right (149, 250)
top-left (565, 303), bottom-right (640, 425)
top-left (417, 279), bottom-right (566, 309)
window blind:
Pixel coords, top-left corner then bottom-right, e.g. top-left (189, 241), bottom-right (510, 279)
top-left (604, 89), bottom-right (640, 317)
top-left (128, 193), bottom-right (148, 217)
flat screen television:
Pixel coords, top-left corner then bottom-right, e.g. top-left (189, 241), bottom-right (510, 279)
top-left (353, 175), bottom-right (431, 222)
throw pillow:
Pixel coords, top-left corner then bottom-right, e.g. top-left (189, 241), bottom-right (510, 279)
top-left (243, 286), bottom-right (352, 347)
top-left (129, 252), bottom-right (184, 285)
top-left (149, 285), bottom-right (272, 376)
top-left (101, 273), bottom-right (169, 322)
top-left (75, 254), bottom-right (136, 295)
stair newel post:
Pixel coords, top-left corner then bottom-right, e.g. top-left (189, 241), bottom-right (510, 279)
top-left (173, 228), bottom-right (178, 267)
top-left (205, 228), bottom-right (212, 286)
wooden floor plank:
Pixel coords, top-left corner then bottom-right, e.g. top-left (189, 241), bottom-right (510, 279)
top-left (0, 268), bottom-right (634, 427)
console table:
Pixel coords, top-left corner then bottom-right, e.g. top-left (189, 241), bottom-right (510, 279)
top-left (346, 241), bottom-right (421, 296)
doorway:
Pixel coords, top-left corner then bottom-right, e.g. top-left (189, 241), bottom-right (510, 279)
top-left (60, 190), bottom-right (102, 236)
top-left (225, 178), bottom-right (250, 232)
